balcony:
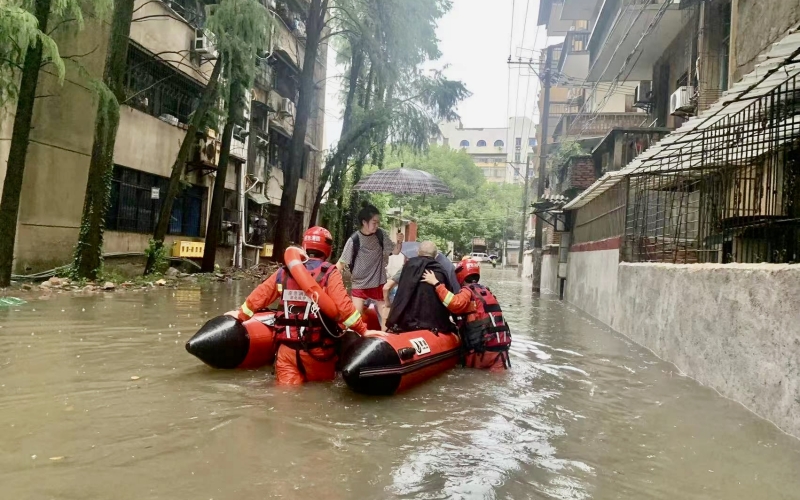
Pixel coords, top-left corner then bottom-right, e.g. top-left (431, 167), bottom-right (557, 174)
top-left (587, 0), bottom-right (688, 82)
top-left (552, 112), bottom-right (648, 141)
top-left (557, 30), bottom-right (591, 84)
top-left (562, 0), bottom-right (602, 20)
top-left (537, 0), bottom-right (572, 35)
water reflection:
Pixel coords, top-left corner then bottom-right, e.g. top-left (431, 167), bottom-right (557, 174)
top-left (0, 270), bottom-right (799, 499)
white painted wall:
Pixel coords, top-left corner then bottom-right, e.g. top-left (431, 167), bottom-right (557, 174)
top-left (562, 248), bottom-right (800, 438)
top-left (615, 263), bottom-right (800, 438)
top-left (564, 248), bottom-right (621, 326)
top-left (541, 254), bottom-right (560, 294)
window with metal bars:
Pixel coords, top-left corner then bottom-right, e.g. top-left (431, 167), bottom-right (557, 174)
top-left (106, 165), bottom-right (206, 236)
top-left (624, 73), bottom-right (800, 264)
top-left (161, 0), bottom-right (206, 27)
top-left (124, 44), bottom-right (204, 124)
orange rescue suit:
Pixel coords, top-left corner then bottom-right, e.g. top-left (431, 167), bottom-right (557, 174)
top-left (433, 283), bottom-right (507, 372)
top-left (236, 261), bottom-right (367, 384)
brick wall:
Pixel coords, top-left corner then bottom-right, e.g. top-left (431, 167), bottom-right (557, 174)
top-left (567, 156), bottom-right (597, 191)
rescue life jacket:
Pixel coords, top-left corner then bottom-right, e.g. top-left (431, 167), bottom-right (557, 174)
top-left (459, 284), bottom-right (511, 354)
top-left (274, 260), bottom-right (339, 348)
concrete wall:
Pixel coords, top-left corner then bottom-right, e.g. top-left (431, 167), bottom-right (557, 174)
top-left (541, 253), bottom-right (560, 294)
top-left (615, 263), bottom-right (800, 438)
top-left (732, 0), bottom-right (800, 82)
top-left (562, 240), bottom-right (800, 437)
top-left (6, 18), bottom-right (109, 273)
top-left (564, 246), bottom-right (621, 327)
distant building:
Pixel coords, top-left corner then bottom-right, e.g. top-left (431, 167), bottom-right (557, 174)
top-left (437, 117), bottom-right (536, 184)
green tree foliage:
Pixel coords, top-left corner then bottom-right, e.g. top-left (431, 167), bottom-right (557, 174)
top-left (309, 0), bottom-right (469, 242)
top-left (200, 0), bottom-right (273, 271)
top-left (0, 0), bottom-right (109, 286)
top-left (336, 145), bottom-right (523, 256)
top-left (72, 0), bottom-right (135, 280)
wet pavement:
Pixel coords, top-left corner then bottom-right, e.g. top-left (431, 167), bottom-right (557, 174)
top-left (1, 268), bottom-right (799, 499)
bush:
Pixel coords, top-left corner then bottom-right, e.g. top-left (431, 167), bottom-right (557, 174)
top-left (144, 239), bottom-right (169, 275)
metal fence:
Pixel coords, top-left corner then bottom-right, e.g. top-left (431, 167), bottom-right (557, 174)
top-left (573, 181), bottom-right (627, 245)
top-left (624, 71), bottom-right (800, 264)
top-left (107, 166), bottom-right (206, 237)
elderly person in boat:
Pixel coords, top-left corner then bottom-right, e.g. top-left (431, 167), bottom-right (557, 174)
top-left (385, 241), bottom-right (457, 334)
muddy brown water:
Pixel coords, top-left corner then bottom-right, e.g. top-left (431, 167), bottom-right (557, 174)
top-left (1, 268), bottom-right (799, 499)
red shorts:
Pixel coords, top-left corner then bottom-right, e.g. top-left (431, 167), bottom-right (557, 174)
top-left (352, 285), bottom-right (384, 301)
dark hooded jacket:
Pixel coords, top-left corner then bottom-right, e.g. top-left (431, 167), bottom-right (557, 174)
top-left (386, 256), bottom-right (456, 333)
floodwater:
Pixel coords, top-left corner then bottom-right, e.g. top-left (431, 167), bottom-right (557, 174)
top-left (1, 269), bottom-right (799, 500)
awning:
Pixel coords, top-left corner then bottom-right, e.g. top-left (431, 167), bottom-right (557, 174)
top-left (247, 191), bottom-right (269, 205)
top-left (563, 26), bottom-right (800, 211)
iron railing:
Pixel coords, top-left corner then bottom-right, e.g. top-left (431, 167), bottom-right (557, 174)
top-left (624, 72), bottom-right (800, 264)
top-left (124, 44), bottom-right (204, 124)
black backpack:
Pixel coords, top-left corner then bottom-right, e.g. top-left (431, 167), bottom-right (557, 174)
top-left (349, 228), bottom-right (385, 271)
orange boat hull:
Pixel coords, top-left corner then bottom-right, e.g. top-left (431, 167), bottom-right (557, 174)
top-left (341, 329), bottom-right (461, 395)
top-left (185, 312), bottom-right (277, 369)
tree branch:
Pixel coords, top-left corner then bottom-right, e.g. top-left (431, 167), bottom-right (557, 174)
top-left (47, 18), bottom-right (78, 36)
top-left (132, 0), bottom-right (160, 14)
top-left (0, 58), bottom-right (22, 70)
top-left (57, 45), bottom-right (100, 62)
top-left (34, 94), bottom-right (56, 99)
top-left (319, 29), bottom-right (355, 43)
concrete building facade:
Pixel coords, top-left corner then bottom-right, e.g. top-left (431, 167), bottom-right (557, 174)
top-left (437, 116), bottom-right (536, 184)
top-left (0, 0), bottom-right (326, 273)
top-left (536, 0), bottom-right (800, 437)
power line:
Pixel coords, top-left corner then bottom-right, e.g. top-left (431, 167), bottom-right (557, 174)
top-left (510, 0), bottom-right (534, 172)
top-left (568, 0), bottom-right (673, 138)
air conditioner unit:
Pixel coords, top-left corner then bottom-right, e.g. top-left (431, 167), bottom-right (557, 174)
top-left (634, 81), bottom-right (652, 107)
top-left (197, 137), bottom-right (216, 164)
top-left (279, 97), bottom-right (295, 117)
top-left (670, 86), bottom-right (695, 115)
top-left (194, 28), bottom-right (216, 56)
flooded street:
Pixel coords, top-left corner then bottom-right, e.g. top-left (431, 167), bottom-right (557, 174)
top-left (1, 267), bottom-right (799, 500)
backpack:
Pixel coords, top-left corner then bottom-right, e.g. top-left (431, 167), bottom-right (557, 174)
top-left (348, 228), bottom-right (385, 271)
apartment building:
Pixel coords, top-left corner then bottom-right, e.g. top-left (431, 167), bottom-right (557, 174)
top-left (0, 0), bottom-right (326, 273)
top-left (534, 0), bottom-right (800, 438)
top-left (438, 116), bottom-right (536, 184)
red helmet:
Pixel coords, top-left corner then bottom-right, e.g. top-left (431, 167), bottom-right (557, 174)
top-left (303, 226), bottom-right (333, 259)
top-left (455, 258), bottom-right (481, 285)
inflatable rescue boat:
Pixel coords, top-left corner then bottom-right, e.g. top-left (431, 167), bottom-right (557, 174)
top-left (186, 304), bottom-right (382, 369)
top-left (341, 329), bottom-right (461, 395)
top-left (185, 311), bottom-right (277, 369)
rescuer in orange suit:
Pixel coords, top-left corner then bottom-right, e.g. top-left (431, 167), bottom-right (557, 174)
top-left (421, 258), bottom-right (512, 372)
top-left (234, 226), bottom-right (375, 385)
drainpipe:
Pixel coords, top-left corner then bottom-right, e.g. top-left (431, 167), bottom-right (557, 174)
top-left (236, 9), bottom-right (276, 269)
top-left (235, 161), bottom-right (244, 268)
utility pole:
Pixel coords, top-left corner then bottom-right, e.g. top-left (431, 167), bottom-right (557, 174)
top-left (502, 206), bottom-right (509, 269)
top-left (532, 46), bottom-right (552, 293)
top-left (517, 155), bottom-right (530, 276)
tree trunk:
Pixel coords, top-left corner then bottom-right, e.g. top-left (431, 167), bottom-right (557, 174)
top-left (308, 115), bottom-right (378, 227)
top-left (72, 0), bottom-right (135, 280)
top-left (273, 0), bottom-right (327, 257)
top-left (201, 84), bottom-right (241, 272)
top-left (0, 0), bottom-right (52, 287)
top-left (308, 42), bottom-right (364, 227)
top-left (145, 56), bottom-right (223, 275)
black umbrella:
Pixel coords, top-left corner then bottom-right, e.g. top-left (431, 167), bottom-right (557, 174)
top-left (352, 167), bottom-right (453, 197)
